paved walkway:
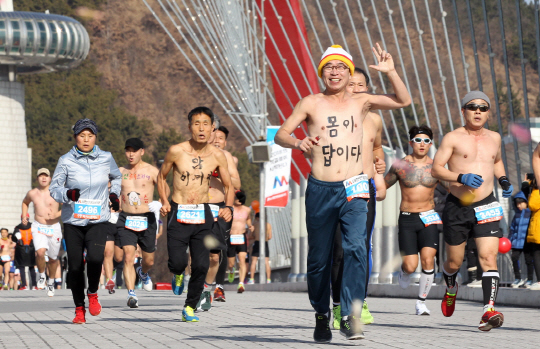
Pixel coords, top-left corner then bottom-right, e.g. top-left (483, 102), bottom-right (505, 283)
top-left (0, 288), bottom-right (539, 348)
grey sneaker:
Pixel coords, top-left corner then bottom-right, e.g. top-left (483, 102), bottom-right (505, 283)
top-left (339, 316), bottom-right (365, 340)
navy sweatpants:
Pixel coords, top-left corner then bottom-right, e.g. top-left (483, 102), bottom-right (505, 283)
top-left (305, 175), bottom-right (368, 317)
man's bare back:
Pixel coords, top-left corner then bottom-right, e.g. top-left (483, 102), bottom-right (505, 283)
top-left (119, 162), bottom-right (159, 214)
top-left (23, 188), bottom-right (60, 225)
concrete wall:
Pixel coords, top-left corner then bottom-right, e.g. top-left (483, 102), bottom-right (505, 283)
top-left (0, 81), bottom-right (32, 231)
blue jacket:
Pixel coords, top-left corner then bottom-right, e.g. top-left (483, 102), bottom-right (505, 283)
top-left (509, 191), bottom-right (531, 249)
top-left (50, 145), bottom-right (121, 226)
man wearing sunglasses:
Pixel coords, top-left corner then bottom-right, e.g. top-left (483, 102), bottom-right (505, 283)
top-left (432, 90), bottom-right (513, 331)
top-left (385, 125), bottom-right (446, 316)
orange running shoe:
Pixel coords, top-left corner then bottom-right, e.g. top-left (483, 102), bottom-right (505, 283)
top-left (214, 287), bottom-right (226, 302)
top-left (72, 306), bottom-right (86, 324)
top-left (87, 293), bottom-right (102, 316)
top-left (441, 283), bottom-right (458, 317)
top-left (478, 309), bottom-right (504, 331)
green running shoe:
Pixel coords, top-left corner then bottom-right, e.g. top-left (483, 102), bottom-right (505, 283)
top-left (196, 290), bottom-right (212, 312)
top-left (361, 300), bottom-right (374, 324)
top-left (182, 306), bottom-right (199, 322)
top-left (228, 268), bottom-right (235, 283)
top-left (332, 305), bottom-right (341, 330)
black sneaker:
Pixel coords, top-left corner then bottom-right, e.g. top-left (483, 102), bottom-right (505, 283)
top-left (339, 316), bottom-right (365, 340)
top-left (313, 312), bottom-right (332, 343)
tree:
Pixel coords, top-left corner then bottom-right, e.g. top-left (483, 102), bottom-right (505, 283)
top-left (234, 152), bottom-right (260, 206)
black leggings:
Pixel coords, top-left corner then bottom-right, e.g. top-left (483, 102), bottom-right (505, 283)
top-left (525, 242), bottom-right (540, 281)
top-left (64, 223), bottom-right (108, 307)
top-left (511, 247), bottom-right (534, 280)
top-left (215, 250), bottom-right (228, 285)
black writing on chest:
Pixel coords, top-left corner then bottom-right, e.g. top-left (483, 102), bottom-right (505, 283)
top-left (322, 144), bottom-right (362, 167)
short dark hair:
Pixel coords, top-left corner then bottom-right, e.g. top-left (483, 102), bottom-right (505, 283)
top-left (217, 126), bottom-right (229, 139)
top-left (235, 189), bottom-right (246, 205)
top-left (354, 67), bottom-right (370, 86)
top-left (188, 106), bottom-right (214, 124)
top-left (408, 124), bottom-right (433, 140)
top-left (514, 197), bottom-right (527, 205)
top-left (1, 228), bottom-right (8, 233)
top-left (255, 212), bottom-right (260, 219)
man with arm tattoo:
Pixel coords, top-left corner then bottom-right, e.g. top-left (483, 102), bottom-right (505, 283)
top-left (384, 125), bottom-right (447, 316)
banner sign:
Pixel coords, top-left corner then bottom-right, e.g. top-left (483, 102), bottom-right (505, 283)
top-left (264, 126), bottom-right (292, 207)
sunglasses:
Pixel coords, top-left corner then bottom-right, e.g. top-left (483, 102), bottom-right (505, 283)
top-left (464, 103), bottom-right (489, 112)
top-left (411, 137), bottom-right (432, 144)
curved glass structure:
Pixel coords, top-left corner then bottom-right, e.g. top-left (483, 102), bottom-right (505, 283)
top-left (0, 12), bottom-right (90, 73)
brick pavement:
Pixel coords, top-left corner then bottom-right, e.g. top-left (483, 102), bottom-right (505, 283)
top-left (0, 288), bottom-right (538, 348)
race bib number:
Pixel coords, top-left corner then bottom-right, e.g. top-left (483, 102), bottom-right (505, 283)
top-left (37, 225), bottom-right (54, 237)
top-left (209, 204), bottom-right (219, 222)
top-left (474, 202), bottom-right (503, 224)
top-left (419, 210), bottom-right (442, 226)
top-left (343, 174), bottom-right (370, 201)
top-left (177, 205), bottom-right (205, 224)
top-left (230, 234), bottom-right (245, 245)
top-left (74, 199), bottom-right (102, 220)
top-left (1, 255), bottom-right (10, 262)
top-left (125, 216), bottom-right (148, 232)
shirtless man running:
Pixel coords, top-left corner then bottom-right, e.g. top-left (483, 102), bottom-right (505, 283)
top-left (432, 91), bottom-right (513, 331)
top-left (199, 122), bottom-right (241, 308)
top-left (117, 138), bottom-right (160, 308)
top-left (22, 168), bottom-right (62, 296)
top-left (385, 125), bottom-right (447, 316)
top-left (227, 189), bottom-right (253, 294)
top-left (158, 106), bottom-right (234, 322)
top-left (275, 44), bottom-right (410, 342)
top-left (0, 228), bottom-right (16, 289)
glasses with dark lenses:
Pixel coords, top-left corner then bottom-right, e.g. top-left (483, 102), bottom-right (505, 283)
top-left (411, 137), bottom-right (432, 144)
top-left (465, 103), bottom-right (489, 112)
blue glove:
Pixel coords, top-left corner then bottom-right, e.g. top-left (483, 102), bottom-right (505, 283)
top-left (458, 173), bottom-right (483, 189)
top-left (499, 176), bottom-right (513, 198)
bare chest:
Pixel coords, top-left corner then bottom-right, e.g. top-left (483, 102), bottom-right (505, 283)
top-left (174, 154), bottom-right (218, 188)
top-left (453, 136), bottom-right (497, 163)
top-left (121, 170), bottom-right (153, 192)
top-left (32, 191), bottom-right (57, 210)
top-left (396, 163), bottom-right (438, 188)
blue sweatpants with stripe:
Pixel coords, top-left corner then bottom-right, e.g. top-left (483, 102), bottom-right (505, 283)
top-left (305, 175), bottom-right (368, 317)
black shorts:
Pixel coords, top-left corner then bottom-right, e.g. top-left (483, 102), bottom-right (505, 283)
top-left (210, 202), bottom-right (232, 254)
top-left (443, 193), bottom-right (503, 246)
top-left (105, 222), bottom-right (117, 242)
top-left (116, 211), bottom-right (157, 253)
top-left (227, 234), bottom-right (248, 257)
top-left (251, 241), bottom-right (269, 257)
top-left (398, 212), bottom-right (440, 256)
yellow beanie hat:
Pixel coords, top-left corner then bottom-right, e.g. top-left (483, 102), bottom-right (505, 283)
top-left (318, 45), bottom-right (355, 78)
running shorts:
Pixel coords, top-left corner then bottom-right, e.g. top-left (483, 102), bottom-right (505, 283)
top-left (443, 193), bottom-right (503, 246)
top-left (210, 201), bottom-right (232, 254)
top-left (116, 211), bottom-right (157, 253)
top-left (398, 211), bottom-right (440, 256)
top-left (251, 240), bottom-right (269, 257)
top-left (31, 221), bottom-right (62, 259)
top-left (227, 233), bottom-right (248, 257)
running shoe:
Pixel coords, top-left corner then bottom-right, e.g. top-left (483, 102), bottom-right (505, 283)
top-left (182, 306), bottom-right (199, 322)
top-left (87, 292), bottom-right (102, 316)
top-left (266, 279), bottom-right (272, 284)
top-left (511, 278), bottom-right (526, 288)
top-left (196, 291), bottom-right (212, 312)
top-left (467, 279), bottom-right (482, 288)
top-left (47, 284), bottom-right (55, 297)
top-left (19, 286), bottom-right (29, 291)
top-left (478, 308), bottom-right (504, 331)
top-left (228, 268), bottom-right (235, 283)
top-left (105, 278), bottom-right (115, 294)
top-left (339, 316), bottom-right (364, 340)
top-left (72, 306), bottom-right (86, 324)
top-left (214, 287), bottom-right (226, 302)
top-left (237, 282), bottom-right (245, 293)
top-left (530, 282), bottom-right (540, 290)
top-left (172, 274), bottom-right (184, 295)
top-left (416, 300), bottom-right (430, 315)
top-left (127, 290), bottom-right (138, 308)
top-left (136, 266), bottom-right (153, 292)
top-left (441, 284), bottom-right (458, 317)
top-left (247, 278), bottom-right (254, 285)
top-left (361, 300), bottom-right (374, 324)
top-left (2, 284), bottom-right (8, 290)
top-left (313, 312), bottom-right (332, 343)
top-left (398, 269), bottom-right (410, 289)
top-left (331, 305), bottom-right (341, 330)
top-left (37, 276), bottom-right (46, 290)
top-left (520, 280), bottom-right (533, 289)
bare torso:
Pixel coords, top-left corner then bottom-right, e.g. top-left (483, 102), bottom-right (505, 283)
top-left (385, 156), bottom-right (439, 212)
top-left (362, 112), bottom-right (379, 179)
top-left (231, 205), bottom-right (251, 235)
top-left (446, 128), bottom-right (499, 202)
top-left (170, 143), bottom-right (223, 205)
top-left (209, 150), bottom-right (236, 204)
top-left (252, 221), bottom-right (271, 241)
top-left (27, 188), bottom-right (61, 225)
top-left (0, 238), bottom-right (13, 257)
top-left (305, 93), bottom-right (369, 182)
top-left (119, 162), bottom-right (159, 214)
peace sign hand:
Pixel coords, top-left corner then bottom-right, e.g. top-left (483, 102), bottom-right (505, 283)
top-left (368, 43), bottom-right (395, 74)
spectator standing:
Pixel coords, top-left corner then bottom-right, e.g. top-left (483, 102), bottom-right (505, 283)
top-left (508, 192), bottom-right (533, 287)
top-left (12, 221), bottom-right (37, 289)
top-left (524, 180), bottom-right (540, 290)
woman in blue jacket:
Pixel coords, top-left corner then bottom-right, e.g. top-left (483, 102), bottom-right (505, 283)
top-left (508, 191), bottom-right (534, 287)
top-left (50, 118), bottom-right (122, 324)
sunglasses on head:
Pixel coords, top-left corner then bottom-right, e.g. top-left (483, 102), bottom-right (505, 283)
top-left (464, 103), bottom-right (489, 112)
top-left (411, 137), bottom-right (432, 144)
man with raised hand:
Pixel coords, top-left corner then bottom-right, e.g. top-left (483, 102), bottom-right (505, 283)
top-left (117, 138), bottom-right (160, 308)
top-left (21, 168), bottom-right (62, 296)
top-left (275, 44), bottom-right (410, 342)
top-left (432, 91), bottom-right (513, 331)
top-left (158, 106), bottom-right (234, 323)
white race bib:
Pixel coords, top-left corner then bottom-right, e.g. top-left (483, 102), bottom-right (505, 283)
top-left (74, 199), bottom-right (102, 220)
top-left (343, 174), bottom-right (370, 201)
top-left (209, 204), bottom-right (219, 222)
top-left (177, 205), bottom-right (206, 224)
top-left (230, 234), bottom-right (245, 245)
top-left (419, 210), bottom-right (442, 226)
top-left (125, 216), bottom-right (148, 232)
top-left (474, 202), bottom-right (503, 224)
top-left (37, 225), bottom-right (54, 237)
